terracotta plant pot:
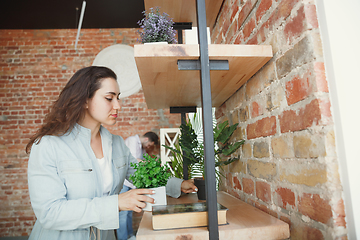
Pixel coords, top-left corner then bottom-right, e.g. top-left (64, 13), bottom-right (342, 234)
top-left (143, 186), bottom-right (167, 211)
top-left (194, 178), bottom-right (206, 200)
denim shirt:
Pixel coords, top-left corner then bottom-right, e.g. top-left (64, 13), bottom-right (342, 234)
top-left (27, 124), bottom-right (183, 240)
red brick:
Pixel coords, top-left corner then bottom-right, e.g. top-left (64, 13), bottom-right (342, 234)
top-left (279, 99), bottom-right (322, 133)
top-left (304, 4), bottom-right (319, 29)
top-left (285, 70), bottom-right (314, 105)
top-left (319, 98), bottom-right (332, 118)
top-left (254, 201), bottom-right (271, 215)
top-left (284, 6), bottom-right (306, 42)
top-left (238, 0), bottom-right (257, 26)
top-left (251, 101), bottom-right (260, 118)
top-left (233, 176), bottom-right (242, 190)
top-left (221, 20), bottom-right (230, 38)
top-left (256, 0), bottom-right (273, 23)
top-left (243, 17), bottom-right (256, 40)
top-left (275, 187), bottom-right (295, 209)
top-left (247, 116), bottom-right (276, 139)
top-left (298, 193), bottom-right (332, 224)
top-left (314, 62), bottom-right (329, 92)
top-left (334, 199), bottom-right (346, 227)
top-left (230, 3), bottom-right (240, 23)
top-left (249, 15), bottom-right (267, 44)
top-left (242, 178), bottom-right (254, 194)
top-left (276, 0), bottom-right (301, 23)
top-left (256, 181), bottom-right (271, 203)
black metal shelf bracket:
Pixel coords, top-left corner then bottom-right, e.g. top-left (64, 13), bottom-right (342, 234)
top-left (170, 106), bottom-right (197, 114)
top-left (174, 22), bottom-right (192, 46)
top-left (178, 59), bottom-right (229, 71)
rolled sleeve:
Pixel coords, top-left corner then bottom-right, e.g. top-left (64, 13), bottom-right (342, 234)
top-left (165, 177), bottom-right (183, 198)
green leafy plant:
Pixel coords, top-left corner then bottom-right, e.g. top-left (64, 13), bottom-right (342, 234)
top-left (129, 154), bottom-right (171, 188)
top-left (164, 117), bottom-right (245, 184)
top-left (167, 142), bottom-right (184, 179)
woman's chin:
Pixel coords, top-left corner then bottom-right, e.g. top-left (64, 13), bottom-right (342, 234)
top-left (103, 120), bottom-right (117, 126)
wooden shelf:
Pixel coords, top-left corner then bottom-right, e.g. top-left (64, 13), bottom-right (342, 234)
top-left (144, 0), bottom-right (223, 27)
top-left (134, 44), bottom-right (273, 109)
top-left (136, 192), bottom-right (290, 240)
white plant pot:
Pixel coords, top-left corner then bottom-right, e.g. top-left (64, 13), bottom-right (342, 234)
top-left (144, 42), bottom-right (168, 45)
top-left (143, 186), bottom-right (167, 211)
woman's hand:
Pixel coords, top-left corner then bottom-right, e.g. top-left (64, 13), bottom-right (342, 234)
top-left (118, 189), bottom-right (155, 212)
top-left (181, 179), bottom-right (198, 194)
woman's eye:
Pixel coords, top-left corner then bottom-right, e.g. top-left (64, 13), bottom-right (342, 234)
top-left (105, 98), bottom-right (112, 101)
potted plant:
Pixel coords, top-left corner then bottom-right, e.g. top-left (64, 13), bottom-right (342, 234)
top-left (137, 7), bottom-right (178, 44)
top-left (129, 154), bottom-right (171, 211)
top-left (164, 116), bottom-right (244, 200)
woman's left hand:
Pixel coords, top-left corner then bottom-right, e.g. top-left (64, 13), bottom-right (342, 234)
top-left (181, 179), bottom-right (198, 193)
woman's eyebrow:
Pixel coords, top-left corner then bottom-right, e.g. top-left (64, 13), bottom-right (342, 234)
top-left (106, 92), bottom-right (121, 98)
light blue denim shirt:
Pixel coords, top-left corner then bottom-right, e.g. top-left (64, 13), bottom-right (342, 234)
top-left (27, 124), bottom-right (183, 240)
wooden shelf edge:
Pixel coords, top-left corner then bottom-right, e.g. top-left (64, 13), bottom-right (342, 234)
top-left (134, 44), bottom-right (273, 109)
top-left (134, 44), bottom-right (273, 58)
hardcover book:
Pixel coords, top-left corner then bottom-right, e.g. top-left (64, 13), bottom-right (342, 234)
top-left (152, 202), bottom-right (228, 230)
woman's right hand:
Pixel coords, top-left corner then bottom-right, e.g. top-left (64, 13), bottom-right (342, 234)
top-left (118, 188), bottom-right (155, 212)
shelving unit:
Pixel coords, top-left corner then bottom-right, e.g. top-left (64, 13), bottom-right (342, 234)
top-left (134, 44), bottom-right (272, 109)
top-left (135, 1), bottom-right (273, 239)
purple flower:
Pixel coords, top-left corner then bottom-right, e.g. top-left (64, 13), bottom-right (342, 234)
top-left (138, 7), bottom-right (178, 44)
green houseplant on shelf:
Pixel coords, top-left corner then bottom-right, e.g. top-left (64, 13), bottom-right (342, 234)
top-left (137, 7), bottom-right (177, 44)
top-left (129, 154), bottom-right (171, 211)
top-left (164, 113), bottom-right (245, 200)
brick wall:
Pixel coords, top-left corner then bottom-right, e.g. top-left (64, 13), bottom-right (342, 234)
top-left (0, 29), bottom-right (180, 236)
top-left (213, 0), bottom-right (347, 239)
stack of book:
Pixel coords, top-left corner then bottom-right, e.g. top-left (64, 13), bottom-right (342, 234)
top-left (152, 202), bottom-right (228, 230)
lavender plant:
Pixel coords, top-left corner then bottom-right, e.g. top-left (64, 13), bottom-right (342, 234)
top-left (137, 7), bottom-right (178, 44)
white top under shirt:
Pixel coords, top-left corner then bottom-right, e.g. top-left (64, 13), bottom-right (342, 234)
top-left (125, 134), bottom-right (145, 159)
top-left (97, 157), bottom-right (113, 196)
top-left (123, 135), bottom-right (146, 189)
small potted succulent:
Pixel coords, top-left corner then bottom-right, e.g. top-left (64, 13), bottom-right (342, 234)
top-left (137, 7), bottom-right (177, 44)
top-left (129, 153), bottom-right (171, 211)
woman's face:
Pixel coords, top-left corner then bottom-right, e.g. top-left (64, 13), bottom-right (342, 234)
top-left (85, 77), bottom-right (121, 126)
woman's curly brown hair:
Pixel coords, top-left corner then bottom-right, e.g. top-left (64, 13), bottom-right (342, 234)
top-left (25, 66), bottom-right (117, 153)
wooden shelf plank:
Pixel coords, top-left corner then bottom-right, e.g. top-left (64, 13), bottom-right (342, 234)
top-left (144, 0), bottom-right (224, 27)
top-left (134, 44), bottom-right (273, 109)
top-left (136, 192), bottom-right (290, 240)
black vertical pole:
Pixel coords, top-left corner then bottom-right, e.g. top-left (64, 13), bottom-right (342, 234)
top-left (181, 112), bottom-right (189, 180)
top-left (195, 0), bottom-right (219, 239)
top-left (177, 29), bottom-right (189, 181)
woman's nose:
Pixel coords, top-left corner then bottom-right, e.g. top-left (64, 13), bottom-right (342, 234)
top-left (114, 100), bottom-right (121, 110)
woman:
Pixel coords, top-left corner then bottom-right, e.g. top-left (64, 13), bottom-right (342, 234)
top-left (26, 66), bottom-right (197, 240)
